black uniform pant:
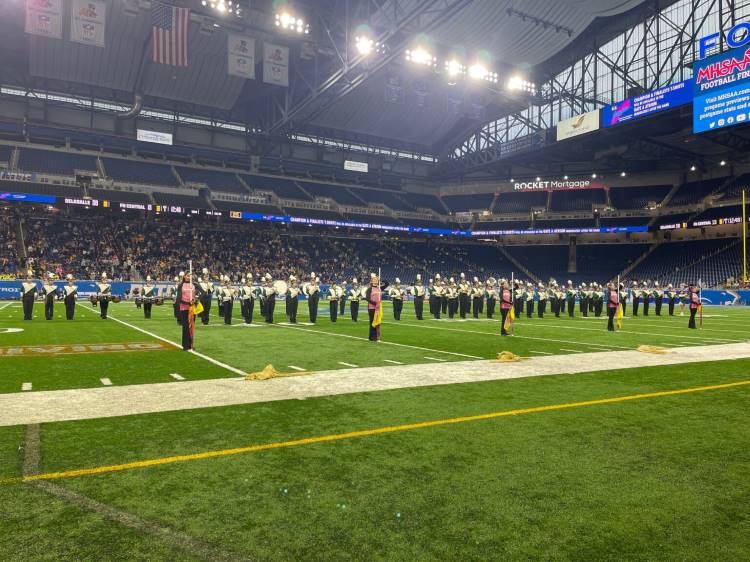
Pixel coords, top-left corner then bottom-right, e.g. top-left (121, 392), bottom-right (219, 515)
top-left (339, 297), bottom-right (346, 316)
top-left (286, 297), bottom-right (298, 323)
top-left (526, 300), bottom-right (534, 318)
top-left (472, 297), bottom-right (482, 318)
top-left (448, 299), bottom-right (458, 318)
top-left (514, 298), bottom-right (523, 318)
top-left (551, 298), bottom-right (558, 316)
top-left (241, 298), bottom-right (253, 324)
top-left (632, 298), bottom-right (640, 316)
top-left (368, 309), bottom-right (379, 341)
top-left (308, 294), bottom-right (319, 323)
top-left (500, 308), bottom-right (509, 335)
top-left (45, 296), bottom-right (54, 320)
top-left (460, 294), bottom-right (470, 318)
top-left (486, 297), bottom-right (495, 319)
top-left (655, 299), bottom-right (663, 316)
top-left (434, 297), bottom-right (441, 319)
top-left (144, 302), bottom-right (152, 319)
top-left (607, 306), bottom-right (616, 331)
top-left (22, 294), bottom-right (34, 320)
top-left (668, 299), bottom-right (675, 316)
top-left (567, 299), bottom-right (575, 317)
top-left (538, 299), bottom-right (546, 318)
top-left (414, 296), bottom-right (424, 320)
top-left (643, 299), bottom-right (650, 316)
top-left (265, 298), bottom-right (275, 323)
top-left (200, 295), bottom-right (212, 325)
top-left (329, 300), bottom-right (338, 322)
top-left (350, 300), bottom-right (359, 322)
top-left (621, 301), bottom-right (627, 315)
top-left (65, 296), bottom-right (75, 320)
top-left (223, 299), bottom-right (233, 324)
top-left (689, 307), bottom-right (697, 329)
top-left (174, 301), bottom-right (181, 324)
top-left (441, 296), bottom-right (447, 314)
top-left (593, 301), bottom-right (601, 317)
top-left (218, 299), bottom-right (225, 318)
top-left (581, 299), bottom-right (588, 317)
top-left (100, 299), bottom-right (109, 319)
top-left (180, 310), bottom-right (193, 350)
top-left (393, 299), bottom-right (403, 320)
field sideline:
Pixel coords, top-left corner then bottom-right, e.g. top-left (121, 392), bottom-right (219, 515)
top-left (1, 300), bottom-right (749, 561)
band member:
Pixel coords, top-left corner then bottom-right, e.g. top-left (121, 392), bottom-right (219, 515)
top-left (412, 274), bottom-right (425, 320)
top-left (197, 269), bottom-right (214, 325)
top-left (556, 283), bottom-right (565, 318)
top-left (306, 272), bottom-right (320, 323)
top-left (593, 283), bottom-right (604, 317)
top-left (549, 281), bottom-right (559, 317)
top-left (679, 286), bottom-right (687, 316)
top-left (97, 273), bottom-right (112, 319)
top-left (217, 274), bottom-right (227, 319)
top-left (176, 272), bottom-right (196, 350)
top-left (389, 278), bottom-right (405, 320)
top-left (133, 286), bottom-right (142, 309)
top-left (220, 276), bottom-right (235, 325)
top-left (20, 271), bottom-right (37, 320)
top-left (471, 277), bottom-right (483, 318)
top-left (63, 274), bottom-right (77, 320)
top-left (500, 280), bottom-right (512, 336)
top-left (688, 284), bottom-right (700, 329)
top-left (171, 275), bottom-right (181, 324)
top-left (41, 272), bottom-right (57, 321)
top-left (349, 278), bottom-right (361, 322)
top-left (606, 282), bottom-right (619, 332)
top-left (458, 273), bottom-right (470, 319)
top-left (513, 280), bottom-right (524, 318)
top-left (666, 284), bottom-right (677, 316)
top-left (142, 276), bottom-right (156, 319)
top-left (366, 274), bottom-right (382, 342)
top-left (328, 280), bottom-right (340, 322)
top-left (579, 283), bottom-right (589, 317)
top-left (566, 280), bottom-right (576, 317)
top-left (537, 283), bottom-right (546, 318)
top-left (632, 282), bottom-right (640, 316)
top-left (263, 274), bottom-right (276, 323)
top-left (427, 278), bottom-right (437, 318)
top-left (485, 279), bottom-right (497, 319)
top-left (619, 283), bottom-right (628, 316)
top-left (286, 276), bottom-right (300, 323)
top-left (525, 282), bottom-right (535, 318)
top-left (240, 274), bottom-right (256, 324)
top-left (339, 279), bottom-right (347, 317)
top-left (642, 282), bottom-right (651, 316)
top-left (653, 282), bottom-right (663, 316)
top-left (436, 274), bottom-right (447, 315)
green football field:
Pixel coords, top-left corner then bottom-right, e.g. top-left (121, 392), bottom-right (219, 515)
top-left (1, 299), bottom-right (749, 561)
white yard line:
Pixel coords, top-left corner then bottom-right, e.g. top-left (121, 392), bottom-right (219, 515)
top-left (271, 323), bottom-right (482, 359)
top-left (424, 356), bottom-right (447, 362)
top-left (287, 365), bottom-right (306, 372)
top-left (338, 361), bottom-right (359, 368)
top-left (529, 351), bottom-right (553, 355)
top-left (0, 302), bottom-right (13, 311)
top-left (99, 378), bottom-right (113, 386)
top-left (383, 359), bottom-right (404, 365)
top-left (76, 304), bottom-right (247, 377)
top-left (560, 349), bottom-right (584, 353)
top-left (169, 373), bottom-right (185, 381)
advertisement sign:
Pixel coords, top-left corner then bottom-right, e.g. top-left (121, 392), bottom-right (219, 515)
top-left (512, 179), bottom-right (606, 192)
top-left (0, 191), bottom-right (56, 204)
top-left (556, 109), bottom-right (600, 141)
top-left (603, 80), bottom-right (691, 128)
top-left (693, 46), bottom-right (750, 133)
top-left (344, 160), bottom-right (368, 173)
top-left (137, 129), bottom-right (173, 145)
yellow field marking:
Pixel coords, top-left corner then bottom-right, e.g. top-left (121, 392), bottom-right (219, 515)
top-left (13, 379), bottom-right (750, 484)
top-left (0, 341), bottom-right (173, 358)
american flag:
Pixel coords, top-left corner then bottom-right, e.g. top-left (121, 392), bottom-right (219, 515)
top-left (151, 1), bottom-right (189, 67)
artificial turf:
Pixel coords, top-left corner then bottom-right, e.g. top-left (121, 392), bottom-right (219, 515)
top-left (1, 359), bottom-right (749, 561)
top-left (0, 298), bottom-right (747, 394)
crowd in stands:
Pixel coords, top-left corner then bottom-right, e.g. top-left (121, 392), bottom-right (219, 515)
top-left (0, 209), bottom-right (18, 279)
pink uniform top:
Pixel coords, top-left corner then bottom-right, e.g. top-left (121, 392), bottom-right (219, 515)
top-left (501, 289), bottom-right (512, 310)
top-left (608, 289), bottom-right (619, 308)
top-left (179, 282), bottom-right (195, 311)
top-left (690, 291), bottom-right (699, 309)
top-left (367, 286), bottom-right (381, 310)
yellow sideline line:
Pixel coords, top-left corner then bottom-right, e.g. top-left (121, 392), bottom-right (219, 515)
top-left (14, 379), bottom-right (750, 484)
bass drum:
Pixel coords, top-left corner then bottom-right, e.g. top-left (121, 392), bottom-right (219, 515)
top-left (111, 295), bottom-right (122, 304)
top-left (273, 280), bottom-right (288, 296)
top-left (89, 295), bottom-right (98, 305)
top-left (155, 296), bottom-right (165, 306)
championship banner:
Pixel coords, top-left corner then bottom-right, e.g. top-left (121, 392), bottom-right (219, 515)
top-left (228, 34), bottom-right (255, 79)
top-left (70, 0), bottom-right (106, 48)
top-left (556, 109), bottom-right (600, 141)
top-left (263, 43), bottom-right (289, 87)
top-left (25, 0), bottom-right (63, 39)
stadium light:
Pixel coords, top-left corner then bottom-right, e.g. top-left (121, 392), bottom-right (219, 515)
top-left (355, 35), bottom-right (385, 56)
top-left (720, 160), bottom-right (727, 166)
top-left (690, 165), bottom-right (697, 171)
top-left (405, 48), bottom-right (437, 68)
top-left (620, 171), bottom-right (627, 177)
top-left (563, 175), bottom-right (569, 180)
top-left (535, 176), bottom-right (541, 181)
top-left (275, 10), bottom-right (309, 34)
top-left (444, 59), bottom-right (466, 77)
top-left (468, 63), bottom-right (498, 83)
top-left (202, 0), bottom-right (242, 16)
top-left (507, 75), bottom-right (536, 95)
top-left (592, 173), bottom-right (597, 179)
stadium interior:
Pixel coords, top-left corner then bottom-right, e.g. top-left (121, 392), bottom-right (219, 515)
top-left (2, 0), bottom-right (750, 560)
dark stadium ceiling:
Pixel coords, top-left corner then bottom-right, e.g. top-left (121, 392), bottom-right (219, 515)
top-left (0, 0), bottom-right (668, 156)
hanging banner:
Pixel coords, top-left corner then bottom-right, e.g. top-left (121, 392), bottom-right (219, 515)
top-left (25, 0), bottom-right (63, 39)
top-left (556, 109), bottom-right (600, 141)
top-left (263, 43), bottom-right (289, 87)
top-left (693, 46), bottom-right (750, 133)
top-left (227, 34), bottom-right (255, 79)
top-left (70, 0), bottom-right (106, 47)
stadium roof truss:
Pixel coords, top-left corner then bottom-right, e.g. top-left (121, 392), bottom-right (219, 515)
top-left (445, 0), bottom-right (750, 174)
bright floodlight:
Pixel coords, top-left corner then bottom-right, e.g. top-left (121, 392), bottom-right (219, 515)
top-left (275, 11), bottom-right (309, 34)
top-left (356, 36), bottom-right (374, 55)
top-left (207, 0), bottom-right (241, 16)
top-left (444, 59), bottom-right (465, 77)
top-left (468, 63), bottom-right (498, 83)
top-left (507, 75), bottom-right (537, 95)
top-left (405, 48), bottom-right (437, 67)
